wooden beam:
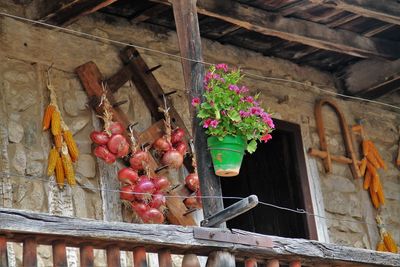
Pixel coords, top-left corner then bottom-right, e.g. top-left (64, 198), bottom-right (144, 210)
top-left (193, 0), bottom-right (400, 59)
top-left (309, 0), bottom-right (400, 26)
top-left (170, 0), bottom-right (225, 223)
top-left (1, 208), bottom-right (400, 266)
top-left (342, 58), bottom-right (400, 99)
top-left (41, 0), bottom-right (117, 26)
top-left (131, 4), bottom-right (170, 23)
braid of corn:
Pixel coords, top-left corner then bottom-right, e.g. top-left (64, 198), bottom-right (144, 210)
top-left (383, 231), bottom-right (398, 253)
top-left (51, 110), bottom-right (61, 136)
top-left (63, 130), bottom-right (79, 162)
top-left (376, 240), bottom-right (388, 252)
top-left (47, 147), bottom-right (59, 176)
top-left (54, 134), bottom-right (63, 151)
top-left (42, 104), bottom-right (56, 131)
top-left (55, 155), bottom-right (65, 189)
top-left (61, 144), bottom-right (76, 186)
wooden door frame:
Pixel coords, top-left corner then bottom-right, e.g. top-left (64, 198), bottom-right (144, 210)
top-left (274, 119), bottom-right (318, 240)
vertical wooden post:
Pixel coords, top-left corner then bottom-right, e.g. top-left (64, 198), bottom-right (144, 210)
top-left (158, 250), bottom-right (172, 267)
top-left (80, 245), bottom-right (94, 267)
top-left (52, 241), bottom-right (67, 267)
top-left (171, 0), bottom-right (224, 224)
top-left (23, 237), bottom-right (37, 267)
top-left (0, 236), bottom-right (8, 267)
top-left (133, 247), bottom-right (147, 267)
top-left (182, 254), bottom-right (200, 267)
top-left (245, 258), bottom-right (258, 267)
top-left (266, 259), bottom-right (279, 267)
top-left (106, 246), bottom-right (120, 267)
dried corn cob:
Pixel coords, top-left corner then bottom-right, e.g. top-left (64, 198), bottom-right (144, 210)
top-left (366, 162), bottom-right (378, 179)
top-left (47, 147), bottom-right (59, 176)
top-left (63, 130), bottom-right (79, 162)
top-left (371, 172), bottom-right (380, 193)
top-left (383, 232), bottom-right (398, 253)
top-left (55, 156), bottom-right (65, 189)
top-left (61, 145), bottom-right (76, 186)
top-left (369, 186), bottom-right (380, 209)
top-left (376, 179), bottom-right (385, 205)
top-left (359, 157), bottom-right (367, 176)
top-left (51, 110), bottom-right (61, 136)
top-left (363, 170), bottom-right (372, 190)
top-left (376, 240), bottom-right (388, 252)
top-left (371, 147), bottom-right (387, 170)
top-left (54, 134), bottom-right (63, 150)
top-left (42, 104), bottom-right (56, 131)
top-left (367, 153), bottom-right (380, 169)
top-left (362, 140), bottom-right (370, 156)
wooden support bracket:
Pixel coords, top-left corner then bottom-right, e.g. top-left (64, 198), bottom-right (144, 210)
top-left (309, 98), bottom-right (361, 179)
top-left (201, 195), bottom-right (258, 227)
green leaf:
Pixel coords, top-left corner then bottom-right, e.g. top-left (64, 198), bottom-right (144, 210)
top-left (227, 110), bottom-right (241, 122)
top-left (247, 140), bottom-right (257, 154)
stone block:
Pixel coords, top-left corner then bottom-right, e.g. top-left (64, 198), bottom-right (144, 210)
top-left (76, 154), bottom-right (96, 178)
top-left (8, 120), bottom-right (24, 143)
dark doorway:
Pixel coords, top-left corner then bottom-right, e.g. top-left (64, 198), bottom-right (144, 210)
top-left (221, 119), bottom-right (317, 239)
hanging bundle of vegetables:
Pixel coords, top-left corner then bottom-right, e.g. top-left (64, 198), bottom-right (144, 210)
top-left (376, 216), bottom-right (398, 253)
top-left (183, 141), bottom-right (202, 209)
top-left (44, 69), bottom-right (78, 189)
top-left (90, 85), bottom-right (130, 164)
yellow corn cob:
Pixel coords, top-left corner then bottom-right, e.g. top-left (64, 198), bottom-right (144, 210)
top-left (359, 157), bottom-right (367, 176)
top-left (376, 179), bottom-right (385, 205)
top-left (47, 147), bottom-right (59, 176)
top-left (63, 130), bottom-right (79, 162)
top-left (371, 147), bottom-right (387, 171)
top-left (54, 134), bottom-right (63, 151)
top-left (61, 145), bottom-right (76, 186)
top-left (51, 110), bottom-right (61, 136)
top-left (362, 140), bottom-right (370, 157)
top-left (55, 156), bottom-right (65, 189)
top-left (371, 172), bottom-right (380, 193)
top-left (383, 231), bottom-right (398, 253)
top-left (363, 170), bottom-right (372, 190)
top-left (376, 240), bottom-right (388, 252)
top-left (369, 186), bottom-right (380, 209)
top-left (42, 104), bottom-right (56, 131)
top-left (367, 153), bottom-right (380, 169)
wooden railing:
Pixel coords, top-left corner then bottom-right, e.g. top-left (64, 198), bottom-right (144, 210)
top-left (0, 208), bottom-right (399, 267)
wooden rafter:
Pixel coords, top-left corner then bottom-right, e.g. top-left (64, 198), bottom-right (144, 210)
top-left (154, 0), bottom-right (400, 59)
top-left (310, 0), bottom-right (400, 26)
top-left (41, 0), bottom-right (117, 26)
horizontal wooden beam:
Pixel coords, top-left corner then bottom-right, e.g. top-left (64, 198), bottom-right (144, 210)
top-left (1, 208), bottom-right (399, 266)
top-left (342, 58), bottom-right (400, 99)
top-left (310, 0), bottom-right (400, 26)
top-left (41, 0), bottom-right (117, 26)
top-left (154, 0), bottom-right (400, 59)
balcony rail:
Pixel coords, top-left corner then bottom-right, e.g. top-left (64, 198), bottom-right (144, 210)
top-left (0, 208), bottom-right (399, 267)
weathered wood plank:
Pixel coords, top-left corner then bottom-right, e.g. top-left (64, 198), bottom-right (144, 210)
top-left (41, 0), bottom-right (117, 26)
top-left (133, 247), bottom-right (148, 267)
top-left (52, 241), bottom-right (68, 267)
top-left (156, 0), bottom-right (400, 59)
top-left (80, 245), bottom-right (94, 267)
top-left (23, 237), bottom-right (37, 267)
top-left (106, 246), bottom-right (120, 267)
top-left (0, 236), bottom-right (8, 267)
top-left (158, 250), bottom-right (172, 267)
top-left (309, 0), bottom-right (400, 26)
top-left (1, 208), bottom-right (399, 266)
top-left (131, 4), bottom-right (170, 23)
top-left (170, 0), bottom-right (224, 224)
top-left (182, 254), bottom-right (200, 267)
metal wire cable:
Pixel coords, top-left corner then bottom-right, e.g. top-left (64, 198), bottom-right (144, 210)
top-left (0, 12), bottom-right (399, 112)
top-left (0, 171), bottom-right (395, 229)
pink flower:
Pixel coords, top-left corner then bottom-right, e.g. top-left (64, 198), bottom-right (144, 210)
top-left (250, 106), bottom-right (263, 115)
top-left (221, 110), bottom-right (227, 115)
top-left (210, 120), bottom-right (219, 128)
top-left (239, 110), bottom-right (251, 117)
top-left (215, 63), bottom-right (229, 72)
top-left (261, 133), bottom-right (272, 143)
top-left (229, 84), bottom-right (240, 93)
top-left (239, 86), bottom-right (249, 93)
top-left (203, 118), bottom-right (212, 128)
top-left (191, 97), bottom-right (200, 107)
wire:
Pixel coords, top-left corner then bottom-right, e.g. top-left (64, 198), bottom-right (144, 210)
top-left (0, 171), bottom-right (395, 229)
top-left (0, 12), bottom-right (399, 112)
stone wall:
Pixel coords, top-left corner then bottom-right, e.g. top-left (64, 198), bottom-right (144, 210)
top-left (0, 1), bottom-right (399, 259)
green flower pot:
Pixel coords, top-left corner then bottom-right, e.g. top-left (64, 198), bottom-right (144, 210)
top-left (207, 135), bottom-right (246, 177)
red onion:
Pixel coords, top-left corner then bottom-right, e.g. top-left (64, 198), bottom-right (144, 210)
top-left (184, 195), bottom-right (201, 209)
top-left (142, 208), bottom-right (165, 224)
top-left (161, 149), bottom-right (183, 169)
top-left (118, 168), bottom-right (139, 185)
top-left (90, 131), bottom-right (110, 145)
top-left (129, 151), bottom-right (150, 171)
top-left (93, 145), bottom-right (116, 164)
top-left (171, 128), bottom-right (185, 144)
top-left (131, 202), bottom-right (149, 217)
top-left (153, 136), bottom-right (172, 152)
top-left (133, 178), bottom-right (156, 202)
top-left (185, 173), bottom-right (200, 192)
top-left (107, 134), bottom-right (129, 158)
top-left (120, 185), bottom-right (135, 201)
top-left (108, 122), bottom-right (124, 135)
top-left (153, 175), bottom-right (171, 192)
top-left (174, 141), bottom-right (188, 156)
top-left (149, 192), bottom-right (166, 209)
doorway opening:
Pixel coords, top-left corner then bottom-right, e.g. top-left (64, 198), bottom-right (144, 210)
top-left (221, 119), bottom-right (317, 239)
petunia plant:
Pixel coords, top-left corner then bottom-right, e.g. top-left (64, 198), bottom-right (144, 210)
top-left (192, 64), bottom-right (275, 153)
